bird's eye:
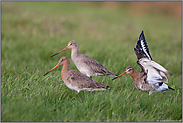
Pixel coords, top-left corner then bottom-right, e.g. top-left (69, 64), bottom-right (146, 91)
top-left (61, 59), bottom-right (64, 62)
top-left (128, 68), bottom-right (131, 71)
top-left (70, 43), bottom-right (72, 45)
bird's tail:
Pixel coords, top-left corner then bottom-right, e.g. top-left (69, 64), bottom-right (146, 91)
top-left (155, 82), bottom-right (174, 93)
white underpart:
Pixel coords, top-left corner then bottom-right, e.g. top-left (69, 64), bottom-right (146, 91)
top-left (139, 58), bottom-right (169, 84)
top-left (78, 67), bottom-right (98, 77)
top-left (77, 88), bottom-right (107, 93)
top-left (65, 83), bottom-right (81, 92)
top-left (65, 83), bottom-right (79, 91)
top-left (65, 83), bottom-right (104, 93)
top-left (141, 40), bottom-right (151, 60)
top-left (82, 88), bottom-right (107, 91)
top-left (154, 83), bottom-right (169, 93)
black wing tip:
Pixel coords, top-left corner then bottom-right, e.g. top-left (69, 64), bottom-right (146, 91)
top-left (168, 86), bottom-right (175, 91)
top-left (140, 30), bottom-right (144, 37)
top-left (168, 72), bottom-right (173, 76)
top-left (106, 86), bottom-right (110, 89)
top-left (138, 30), bottom-right (145, 41)
top-left (135, 30), bottom-right (153, 60)
top-left (141, 30), bottom-right (144, 34)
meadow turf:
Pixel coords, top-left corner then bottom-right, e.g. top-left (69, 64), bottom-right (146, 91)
top-left (1, 2), bottom-right (182, 122)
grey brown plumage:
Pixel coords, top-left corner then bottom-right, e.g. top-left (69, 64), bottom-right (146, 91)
top-left (51, 41), bottom-right (117, 78)
top-left (44, 57), bottom-right (110, 93)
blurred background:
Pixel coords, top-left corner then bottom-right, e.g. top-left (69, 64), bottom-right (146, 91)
top-left (2, 1), bottom-right (181, 64)
top-left (102, 1), bottom-right (181, 19)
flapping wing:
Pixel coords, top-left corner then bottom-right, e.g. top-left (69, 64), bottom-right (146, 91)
top-left (134, 30), bottom-right (153, 60)
top-left (138, 58), bottom-right (172, 84)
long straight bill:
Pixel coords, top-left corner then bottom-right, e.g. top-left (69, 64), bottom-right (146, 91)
top-left (112, 71), bottom-right (127, 81)
top-left (50, 47), bottom-right (68, 57)
top-left (44, 64), bottom-right (60, 76)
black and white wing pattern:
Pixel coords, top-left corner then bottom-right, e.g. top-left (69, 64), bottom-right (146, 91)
top-left (134, 30), bottom-right (153, 60)
top-left (134, 31), bottom-right (174, 93)
top-left (138, 58), bottom-right (172, 84)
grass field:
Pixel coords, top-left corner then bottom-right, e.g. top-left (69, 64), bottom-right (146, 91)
top-left (1, 1), bottom-right (182, 122)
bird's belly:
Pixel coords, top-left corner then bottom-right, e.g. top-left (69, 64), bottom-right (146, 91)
top-left (62, 77), bottom-right (79, 92)
top-left (65, 82), bottom-right (80, 92)
top-left (76, 66), bottom-right (97, 77)
top-left (135, 83), bottom-right (152, 92)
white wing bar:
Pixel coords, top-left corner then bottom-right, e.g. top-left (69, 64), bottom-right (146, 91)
top-left (138, 58), bottom-right (172, 84)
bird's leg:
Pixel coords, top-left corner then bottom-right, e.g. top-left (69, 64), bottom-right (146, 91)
top-left (77, 92), bottom-right (82, 100)
top-left (163, 91), bottom-right (166, 96)
top-left (148, 91), bottom-right (153, 95)
top-left (133, 87), bottom-right (136, 92)
top-left (133, 85), bottom-right (136, 92)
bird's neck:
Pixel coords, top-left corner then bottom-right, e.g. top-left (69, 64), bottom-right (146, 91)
top-left (71, 47), bottom-right (79, 59)
top-left (61, 61), bottom-right (70, 77)
top-left (129, 70), bottom-right (139, 82)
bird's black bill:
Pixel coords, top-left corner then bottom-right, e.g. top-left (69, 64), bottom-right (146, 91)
top-left (112, 71), bottom-right (127, 81)
top-left (44, 71), bottom-right (50, 76)
top-left (112, 77), bottom-right (118, 81)
top-left (50, 47), bottom-right (68, 57)
top-left (50, 53), bottom-right (59, 57)
top-left (44, 64), bottom-right (60, 76)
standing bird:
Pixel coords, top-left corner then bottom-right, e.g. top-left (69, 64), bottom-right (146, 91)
top-left (44, 57), bottom-right (110, 93)
top-left (50, 41), bottom-right (117, 78)
top-left (112, 30), bottom-right (174, 95)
